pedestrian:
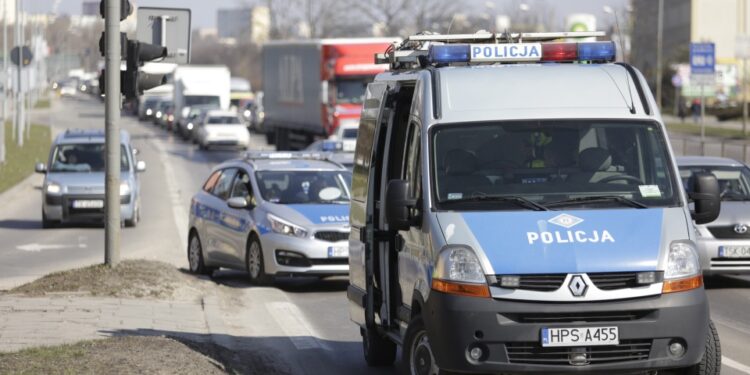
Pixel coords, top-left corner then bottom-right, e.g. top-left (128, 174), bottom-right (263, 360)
top-left (691, 98), bottom-right (701, 123)
top-left (678, 100), bottom-right (687, 123)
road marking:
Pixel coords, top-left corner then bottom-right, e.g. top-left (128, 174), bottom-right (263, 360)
top-left (266, 301), bottom-right (324, 350)
top-left (152, 139), bottom-right (189, 256)
top-left (17, 243), bottom-right (87, 252)
top-left (724, 356), bottom-right (750, 374)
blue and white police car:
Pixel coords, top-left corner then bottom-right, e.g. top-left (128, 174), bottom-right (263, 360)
top-left (188, 152), bottom-right (352, 283)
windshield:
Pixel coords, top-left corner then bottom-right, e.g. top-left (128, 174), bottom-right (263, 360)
top-left (50, 144), bottom-right (130, 173)
top-left (432, 120), bottom-right (679, 210)
top-left (256, 170), bottom-right (352, 204)
top-left (680, 165), bottom-right (750, 201)
top-left (342, 128), bottom-right (358, 139)
top-left (207, 116), bottom-right (242, 124)
top-left (185, 96), bottom-right (220, 107)
top-left (335, 78), bottom-right (369, 104)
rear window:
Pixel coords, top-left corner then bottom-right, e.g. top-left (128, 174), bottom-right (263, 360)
top-left (207, 116), bottom-right (242, 124)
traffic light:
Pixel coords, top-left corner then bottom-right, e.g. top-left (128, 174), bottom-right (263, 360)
top-left (99, 0), bottom-right (168, 99)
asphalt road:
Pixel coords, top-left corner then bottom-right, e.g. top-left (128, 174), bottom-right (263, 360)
top-left (0, 96), bottom-right (749, 374)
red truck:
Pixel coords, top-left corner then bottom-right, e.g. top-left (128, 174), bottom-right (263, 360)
top-left (262, 38), bottom-right (397, 150)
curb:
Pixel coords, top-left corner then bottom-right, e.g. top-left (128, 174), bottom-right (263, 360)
top-left (201, 295), bottom-right (236, 351)
top-left (0, 173), bottom-right (41, 205)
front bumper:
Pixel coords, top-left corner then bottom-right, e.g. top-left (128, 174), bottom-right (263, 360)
top-left (44, 194), bottom-right (135, 222)
top-left (260, 232), bottom-right (349, 276)
top-left (423, 288), bottom-right (708, 374)
top-left (697, 238), bottom-right (750, 275)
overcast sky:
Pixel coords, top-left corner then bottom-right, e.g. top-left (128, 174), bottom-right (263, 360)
top-left (25, 0), bottom-right (629, 29)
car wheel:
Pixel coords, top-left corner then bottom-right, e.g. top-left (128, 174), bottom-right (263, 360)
top-left (41, 209), bottom-right (55, 229)
top-left (403, 315), bottom-right (458, 375)
top-left (669, 320), bottom-right (721, 375)
top-left (362, 327), bottom-right (397, 367)
top-left (246, 237), bottom-right (272, 285)
top-left (124, 204), bottom-right (139, 228)
top-left (265, 131), bottom-right (275, 145)
top-left (188, 233), bottom-right (215, 276)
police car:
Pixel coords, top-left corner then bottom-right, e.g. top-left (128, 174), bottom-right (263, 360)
top-left (347, 31), bottom-right (723, 374)
top-left (188, 152), bottom-right (352, 283)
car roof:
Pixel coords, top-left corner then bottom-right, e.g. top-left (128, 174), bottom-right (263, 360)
top-left (54, 129), bottom-right (130, 145)
top-left (206, 110), bottom-right (239, 117)
top-left (218, 157), bottom-right (347, 172)
top-left (676, 156), bottom-right (745, 167)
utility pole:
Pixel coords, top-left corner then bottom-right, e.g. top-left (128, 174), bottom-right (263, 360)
top-left (14, 0), bottom-right (21, 147)
top-left (104, 0), bottom-right (122, 267)
top-left (655, 0), bottom-right (664, 110)
top-left (0, 0), bottom-right (6, 164)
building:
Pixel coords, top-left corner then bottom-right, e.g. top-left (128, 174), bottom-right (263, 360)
top-left (82, 1), bottom-right (99, 16)
top-left (216, 6), bottom-right (270, 44)
top-left (0, 0), bottom-right (17, 24)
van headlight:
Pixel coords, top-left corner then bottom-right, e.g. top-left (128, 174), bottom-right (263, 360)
top-left (119, 182), bottom-right (131, 196)
top-left (432, 246), bottom-right (490, 298)
top-left (268, 214), bottom-right (307, 238)
top-left (46, 182), bottom-right (62, 194)
top-left (663, 241), bottom-right (703, 294)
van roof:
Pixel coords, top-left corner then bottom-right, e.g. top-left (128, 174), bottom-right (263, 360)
top-left (54, 129), bottom-right (130, 145)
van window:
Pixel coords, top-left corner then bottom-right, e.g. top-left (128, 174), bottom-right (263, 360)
top-left (404, 122), bottom-right (421, 198)
top-left (431, 120), bottom-right (679, 210)
top-left (50, 144), bottom-right (130, 173)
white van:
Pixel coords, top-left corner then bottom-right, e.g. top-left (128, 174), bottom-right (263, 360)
top-left (347, 32), bottom-right (722, 374)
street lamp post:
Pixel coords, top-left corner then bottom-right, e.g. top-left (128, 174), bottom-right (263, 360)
top-left (655, 0), bottom-right (664, 110)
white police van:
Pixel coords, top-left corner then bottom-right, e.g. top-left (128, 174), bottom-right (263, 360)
top-left (346, 31), bottom-right (723, 374)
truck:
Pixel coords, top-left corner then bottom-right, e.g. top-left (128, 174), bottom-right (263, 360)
top-left (262, 38), bottom-right (397, 150)
top-left (172, 65), bottom-right (231, 127)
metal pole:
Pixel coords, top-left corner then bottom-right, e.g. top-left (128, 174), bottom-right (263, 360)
top-left (0, 0), bottom-right (6, 164)
top-left (700, 84), bottom-right (706, 155)
top-left (742, 0), bottom-right (748, 136)
top-left (23, 6), bottom-right (28, 140)
top-left (104, 0), bottom-right (121, 267)
top-left (14, 0), bottom-right (22, 147)
top-left (655, 0), bottom-right (664, 110)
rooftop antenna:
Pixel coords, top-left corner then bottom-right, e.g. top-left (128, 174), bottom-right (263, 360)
top-left (608, 6), bottom-right (636, 113)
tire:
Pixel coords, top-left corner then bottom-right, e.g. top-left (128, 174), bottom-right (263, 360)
top-left (403, 315), bottom-right (457, 375)
top-left (361, 327), bottom-right (397, 367)
top-left (246, 236), bottom-right (273, 285)
top-left (41, 209), bottom-right (55, 229)
top-left (265, 131), bottom-right (275, 145)
top-left (675, 320), bottom-right (721, 375)
top-left (188, 233), bottom-right (215, 276)
top-left (124, 204), bottom-right (139, 228)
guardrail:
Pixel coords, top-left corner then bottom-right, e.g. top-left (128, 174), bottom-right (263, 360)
top-left (669, 134), bottom-right (750, 163)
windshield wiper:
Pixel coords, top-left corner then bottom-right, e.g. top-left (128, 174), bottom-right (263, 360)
top-left (443, 194), bottom-right (549, 211)
top-left (546, 195), bottom-right (647, 209)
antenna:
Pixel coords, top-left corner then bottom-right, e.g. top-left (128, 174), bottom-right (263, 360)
top-left (613, 9), bottom-right (627, 64)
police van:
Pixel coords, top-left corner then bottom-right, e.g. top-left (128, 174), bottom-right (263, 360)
top-left (346, 31), bottom-right (723, 374)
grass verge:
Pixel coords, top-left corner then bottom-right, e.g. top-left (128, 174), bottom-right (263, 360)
top-left (9, 260), bottom-right (207, 300)
top-left (33, 98), bottom-right (51, 109)
top-left (666, 122), bottom-right (748, 139)
top-left (0, 122), bottom-right (51, 193)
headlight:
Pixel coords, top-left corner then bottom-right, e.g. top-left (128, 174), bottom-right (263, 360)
top-left (167, 114), bottom-right (174, 122)
top-left (187, 123), bottom-right (194, 130)
top-left (258, 112), bottom-right (265, 119)
top-left (665, 242), bottom-right (700, 280)
top-left (119, 182), bottom-right (131, 196)
top-left (146, 109), bottom-right (153, 115)
top-left (244, 110), bottom-right (251, 118)
top-left (268, 214), bottom-right (307, 238)
top-left (46, 182), bottom-right (62, 194)
top-left (434, 246), bottom-right (486, 283)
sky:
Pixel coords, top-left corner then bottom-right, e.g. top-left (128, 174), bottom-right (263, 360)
top-left (25, 0), bottom-right (630, 30)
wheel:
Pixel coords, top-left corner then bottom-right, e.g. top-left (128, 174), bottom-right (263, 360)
top-left (403, 315), bottom-right (457, 375)
top-left (265, 131), bottom-right (275, 145)
top-left (188, 233), bottom-right (215, 276)
top-left (124, 204), bottom-right (139, 228)
top-left (246, 236), bottom-right (273, 285)
top-left (361, 327), bottom-right (397, 367)
top-left (671, 320), bottom-right (721, 375)
top-left (41, 209), bottom-right (56, 229)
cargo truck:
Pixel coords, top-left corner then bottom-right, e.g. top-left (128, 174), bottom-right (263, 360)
top-left (262, 38), bottom-right (396, 150)
top-left (172, 65), bottom-right (231, 127)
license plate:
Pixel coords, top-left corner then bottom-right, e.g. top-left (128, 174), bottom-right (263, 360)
top-left (719, 246), bottom-right (750, 258)
top-left (541, 326), bottom-right (619, 347)
top-left (72, 200), bottom-right (104, 209)
top-left (327, 246), bottom-right (348, 258)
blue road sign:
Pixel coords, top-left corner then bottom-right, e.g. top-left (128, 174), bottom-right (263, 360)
top-left (690, 42), bottom-right (715, 75)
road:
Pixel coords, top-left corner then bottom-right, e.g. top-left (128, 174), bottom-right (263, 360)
top-left (0, 96), bottom-right (749, 374)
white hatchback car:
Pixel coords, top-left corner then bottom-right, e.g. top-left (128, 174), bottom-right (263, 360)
top-left (196, 110), bottom-right (250, 150)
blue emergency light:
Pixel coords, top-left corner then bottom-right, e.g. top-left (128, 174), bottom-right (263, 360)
top-left (322, 140), bottom-right (343, 152)
top-left (429, 44), bottom-right (471, 63)
top-left (428, 41), bottom-right (616, 64)
top-left (577, 41), bottom-right (617, 62)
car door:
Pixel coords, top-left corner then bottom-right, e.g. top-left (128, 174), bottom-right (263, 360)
top-left (221, 169), bottom-right (257, 269)
top-left (205, 168), bottom-right (238, 266)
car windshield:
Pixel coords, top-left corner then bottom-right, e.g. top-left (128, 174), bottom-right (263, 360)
top-left (432, 120), bottom-right (679, 210)
top-left (342, 128), bottom-right (358, 139)
top-left (207, 116), bottom-right (242, 124)
top-left (185, 96), bottom-right (220, 107)
top-left (49, 144), bottom-right (130, 173)
top-left (680, 165), bottom-right (750, 201)
top-left (335, 78), bottom-right (369, 104)
top-left (255, 170), bottom-right (352, 204)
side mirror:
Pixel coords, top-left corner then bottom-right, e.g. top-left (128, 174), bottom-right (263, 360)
top-left (227, 197), bottom-right (249, 209)
top-left (35, 162), bottom-right (47, 174)
top-left (385, 179), bottom-right (417, 231)
top-left (136, 160), bottom-right (147, 173)
top-left (689, 172), bottom-right (720, 224)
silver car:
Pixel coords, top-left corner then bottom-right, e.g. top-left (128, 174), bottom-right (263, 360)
top-left (35, 129), bottom-right (146, 228)
top-left (187, 152), bottom-right (352, 284)
top-left (678, 156), bottom-right (750, 275)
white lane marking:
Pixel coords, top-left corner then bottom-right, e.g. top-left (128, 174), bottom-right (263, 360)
top-left (724, 356), bottom-right (750, 374)
top-left (266, 301), bottom-right (327, 351)
top-left (714, 317), bottom-right (750, 337)
top-left (152, 139), bottom-right (189, 255)
top-left (17, 243), bottom-right (87, 252)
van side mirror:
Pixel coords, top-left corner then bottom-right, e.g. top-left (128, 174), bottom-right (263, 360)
top-left (386, 179), bottom-right (417, 231)
top-left (227, 197), bottom-right (250, 209)
top-left (136, 161), bottom-right (147, 173)
top-left (35, 163), bottom-right (47, 174)
top-left (689, 172), bottom-right (720, 224)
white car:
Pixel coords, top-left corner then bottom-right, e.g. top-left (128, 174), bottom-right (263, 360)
top-left (195, 110), bottom-right (250, 150)
top-left (329, 122), bottom-right (358, 152)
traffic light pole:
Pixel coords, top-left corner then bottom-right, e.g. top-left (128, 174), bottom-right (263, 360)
top-left (104, 0), bottom-right (121, 267)
top-left (15, 0), bottom-right (22, 147)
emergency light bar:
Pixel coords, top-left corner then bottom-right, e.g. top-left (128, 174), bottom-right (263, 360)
top-left (428, 41), bottom-right (616, 64)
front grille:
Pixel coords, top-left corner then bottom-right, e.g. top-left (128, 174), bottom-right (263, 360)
top-left (314, 231), bottom-right (350, 242)
top-left (502, 310), bottom-right (655, 324)
top-left (275, 250), bottom-right (312, 267)
top-left (711, 258), bottom-right (750, 267)
top-left (506, 339), bottom-right (652, 365)
top-left (708, 226), bottom-right (750, 239)
top-left (492, 274), bottom-right (567, 291)
top-left (309, 258), bottom-right (348, 265)
top-left (588, 272), bottom-right (639, 290)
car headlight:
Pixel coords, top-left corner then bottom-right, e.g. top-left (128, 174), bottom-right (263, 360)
top-left (665, 242), bottom-right (700, 280)
top-left (434, 246), bottom-right (486, 283)
top-left (187, 123), bottom-right (194, 130)
top-left (267, 214), bottom-right (307, 238)
top-left (146, 109), bottom-right (153, 115)
top-left (120, 182), bottom-right (131, 196)
top-left (243, 110), bottom-right (251, 118)
top-left (46, 182), bottom-right (62, 194)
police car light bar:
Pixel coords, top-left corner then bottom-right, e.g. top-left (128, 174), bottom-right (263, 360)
top-left (408, 31), bottom-right (605, 43)
top-left (428, 41), bottom-right (616, 64)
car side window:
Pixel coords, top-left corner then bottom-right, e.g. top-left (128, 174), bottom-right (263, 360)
top-left (203, 171), bottom-right (222, 192)
top-left (404, 122), bottom-right (422, 199)
top-left (230, 171), bottom-right (255, 206)
top-left (212, 168), bottom-right (238, 200)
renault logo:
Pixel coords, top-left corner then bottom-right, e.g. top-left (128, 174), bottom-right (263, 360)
top-left (568, 275), bottom-right (588, 297)
top-left (734, 224), bottom-right (748, 234)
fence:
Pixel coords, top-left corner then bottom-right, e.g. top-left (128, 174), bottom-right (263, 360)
top-left (669, 134), bottom-right (750, 163)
